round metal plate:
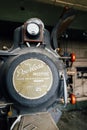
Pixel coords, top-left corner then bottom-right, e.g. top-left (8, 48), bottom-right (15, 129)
top-left (13, 59), bottom-right (53, 99)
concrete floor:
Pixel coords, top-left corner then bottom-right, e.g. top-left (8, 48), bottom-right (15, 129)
top-left (58, 109), bottom-right (87, 130)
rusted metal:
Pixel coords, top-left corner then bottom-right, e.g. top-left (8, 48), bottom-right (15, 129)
top-left (11, 112), bottom-right (59, 130)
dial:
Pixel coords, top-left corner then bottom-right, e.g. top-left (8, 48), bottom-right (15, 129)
top-left (27, 23), bottom-right (40, 36)
top-left (13, 59), bottom-right (53, 99)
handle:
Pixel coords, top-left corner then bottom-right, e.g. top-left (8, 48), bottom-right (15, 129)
top-left (62, 72), bottom-right (68, 107)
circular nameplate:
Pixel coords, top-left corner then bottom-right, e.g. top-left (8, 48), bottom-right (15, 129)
top-left (13, 59), bottom-right (53, 99)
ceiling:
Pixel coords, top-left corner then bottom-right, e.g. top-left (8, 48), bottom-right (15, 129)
top-left (37, 0), bottom-right (87, 11)
top-left (0, 0), bottom-right (87, 30)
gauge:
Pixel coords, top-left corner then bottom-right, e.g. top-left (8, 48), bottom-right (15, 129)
top-left (27, 23), bottom-right (40, 36)
top-left (26, 18), bottom-right (44, 29)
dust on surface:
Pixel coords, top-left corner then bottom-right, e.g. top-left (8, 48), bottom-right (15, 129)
top-left (57, 109), bottom-right (87, 130)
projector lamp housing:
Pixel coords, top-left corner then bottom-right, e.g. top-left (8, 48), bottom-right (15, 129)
top-left (0, 18), bottom-right (67, 115)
